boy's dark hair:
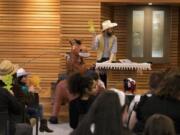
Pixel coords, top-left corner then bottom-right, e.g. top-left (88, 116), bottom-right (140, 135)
top-left (67, 72), bottom-right (93, 98)
top-left (69, 39), bottom-right (81, 46)
top-left (84, 70), bottom-right (99, 81)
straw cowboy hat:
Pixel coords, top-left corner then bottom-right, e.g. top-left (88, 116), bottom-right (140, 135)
top-left (0, 60), bottom-right (19, 80)
top-left (16, 68), bottom-right (29, 78)
top-left (102, 20), bottom-right (118, 31)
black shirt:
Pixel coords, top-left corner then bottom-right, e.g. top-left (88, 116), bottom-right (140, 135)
top-left (0, 87), bottom-right (22, 135)
top-left (134, 95), bottom-right (180, 134)
top-left (69, 96), bottom-right (96, 129)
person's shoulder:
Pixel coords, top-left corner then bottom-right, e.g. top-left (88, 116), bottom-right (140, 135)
top-left (0, 87), bottom-right (6, 94)
top-left (133, 94), bottom-right (141, 102)
top-left (112, 35), bottom-right (117, 39)
top-left (135, 94), bottom-right (153, 110)
top-left (96, 34), bottom-right (103, 39)
top-left (0, 87), bottom-right (13, 97)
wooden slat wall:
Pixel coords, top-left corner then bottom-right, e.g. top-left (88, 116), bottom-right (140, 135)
top-left (101, 5), bottom-right (179, 92)
top-left (101, 0), bottom-right (180, 4)
top-left (60, 0), bottom-right (101, 74)
top-left (0, 0), bottom-right (61, 97)
top-left (101, 4), bottom-right (114, 22)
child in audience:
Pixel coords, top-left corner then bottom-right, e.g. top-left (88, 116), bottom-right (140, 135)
top-left (71, 91), bottom-right (132, 135)
top-left (68, 72), bottom-right (97, 129)
top-left (144, 114), bottom-right (176, 135)
top-left (14, 68), bottom-right (53, 133)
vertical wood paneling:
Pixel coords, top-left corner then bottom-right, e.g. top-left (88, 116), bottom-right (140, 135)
top-left (169, 7), bottom-right (179, 67)
top-left (0, 0), bottom-right (61, 97)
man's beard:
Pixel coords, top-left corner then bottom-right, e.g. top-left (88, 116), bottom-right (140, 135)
top-left (107, 32), bottom-right (113, 37)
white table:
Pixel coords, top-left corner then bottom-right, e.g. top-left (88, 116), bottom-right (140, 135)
top-left (96, 62), bottom-right (151, 71)
top-left (95, 62), bottom-right (152, 88)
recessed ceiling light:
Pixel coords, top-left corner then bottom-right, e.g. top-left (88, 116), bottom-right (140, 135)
top-left (148, 3), bottom-right (153, 5)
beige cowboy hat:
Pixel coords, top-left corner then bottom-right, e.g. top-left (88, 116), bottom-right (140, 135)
top-left (0, 60), bottom-right (19, 80)
top-left (102, 20), bottom-right (118, 31)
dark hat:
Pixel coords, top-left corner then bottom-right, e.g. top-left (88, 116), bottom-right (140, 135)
top-left (69, 39), bottom-right (81, 46)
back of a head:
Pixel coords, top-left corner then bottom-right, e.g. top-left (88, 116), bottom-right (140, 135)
top-left (71, 91), bottom-right (123, 135)
top-left (144, 114), bottom-right (176, 135)
top-left (84, 70), bottom-right (99, 81)
top-left (149, 71), bottom-right (165, 92)
top-left (157, 70), bottom-right (180, 100)
top-left (69, 39), bottom-right (82, 46)
top-left (67, 72), bottom-right (93, 97)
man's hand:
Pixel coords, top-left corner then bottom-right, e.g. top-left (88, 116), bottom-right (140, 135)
top-left (103, 60), bottom-right (111, 63)
top-left (109, 53), bottom-right (116, 63)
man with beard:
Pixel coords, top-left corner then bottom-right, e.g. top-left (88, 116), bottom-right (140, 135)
top-left (92, 20), bottom-right (118, 86)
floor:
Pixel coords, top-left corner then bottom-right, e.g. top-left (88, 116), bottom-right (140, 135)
top-left (33, 122), bottom-right (72, 135)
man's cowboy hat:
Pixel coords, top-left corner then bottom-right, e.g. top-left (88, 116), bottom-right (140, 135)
top-left (16, 68), bottom-right (29, 78)
top-left (102, 20), bottom-right (118, 31)
top-left (0, 60), bottom-right (19, 80)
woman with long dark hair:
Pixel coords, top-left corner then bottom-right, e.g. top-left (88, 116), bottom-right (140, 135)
top-left (71, 91), bottom-right (130, 135)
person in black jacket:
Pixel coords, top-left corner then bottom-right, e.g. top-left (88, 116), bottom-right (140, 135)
top-left (68, 72), bottom-right (96, 129)
top-left (130, 69), bottom-right (180, 134)
top-left (0, 60), bottom-right (32, 135)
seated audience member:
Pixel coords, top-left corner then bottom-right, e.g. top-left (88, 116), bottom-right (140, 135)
top-left (0, 60), bottom-right (32, 135)
top-left (128, 71), bottom-right (165, 121)
top-left (71, 91), bottom-right (132, 135)
top-left (124, 78), bottom-right (136, 94)
top-left (49, 39), bottom-right (87, 124)
top-left (14, 68), bottom-right (53, 133)
top-left (68, 72), bottom-right (97, 129)
top-left (129, 70), bottom-right (180, 134)
top-left (144, 114), bottom-right (176, 135)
